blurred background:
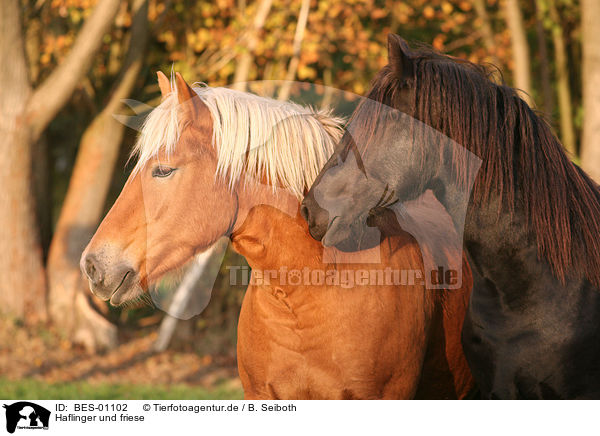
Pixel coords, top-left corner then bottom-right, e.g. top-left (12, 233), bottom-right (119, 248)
top-left (1, 0), bottom-right (599, 399)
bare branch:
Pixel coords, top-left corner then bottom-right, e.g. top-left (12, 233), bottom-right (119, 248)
top-left (581, 0), bottom-right (600, 180)
top-left (26, 0), bottom-right (121, 140)
top-left (548, 0), bottom-right (576, 155)
top-left (232, 0), bottom-right (274, 91)
top-left (278, 0), bottom-right (310, 101)
top-left (473, 0), bottom-right (501, 69)
top-left (503, 0), bottom-right (533, 106)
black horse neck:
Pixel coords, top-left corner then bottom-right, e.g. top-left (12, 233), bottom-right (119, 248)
top-left (430, 172), bottom-right (535, 275)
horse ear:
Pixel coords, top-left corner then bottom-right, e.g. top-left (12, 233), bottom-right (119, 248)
top-left (175, 72), bottom-right (196, 105)
top-left (387, 34), bottom-right (414, 80)
top-left (157, 71), bottom-right (171, 99)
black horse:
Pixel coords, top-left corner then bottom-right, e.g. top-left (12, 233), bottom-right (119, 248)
top-left (302, 34), bottom-right (600, 399)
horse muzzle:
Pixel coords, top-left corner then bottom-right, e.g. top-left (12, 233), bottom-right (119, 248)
top-left (300, 192), bottom-right (331, 241)
top-left (80, 247), bottom-right (142, 306)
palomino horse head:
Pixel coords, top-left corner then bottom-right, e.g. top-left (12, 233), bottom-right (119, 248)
top-left (81, 72), bottom-right (343, 305)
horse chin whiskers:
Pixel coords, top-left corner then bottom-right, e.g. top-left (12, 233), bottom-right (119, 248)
top-left (111, 283), bottom-right (153, 309)
top-left (121, 289), bottom-right (155, 310)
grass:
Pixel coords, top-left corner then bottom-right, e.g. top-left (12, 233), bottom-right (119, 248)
top-left (0, 378), bottom-right (243, 400)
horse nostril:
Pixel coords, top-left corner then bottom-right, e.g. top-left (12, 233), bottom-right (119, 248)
top-left (83, 254), bottom-right (104, 285)
top-left (300, 203), bottom-right (311, 224)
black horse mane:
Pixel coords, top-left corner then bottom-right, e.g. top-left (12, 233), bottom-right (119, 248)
top-left (359, 41), bottom-right (600, 287)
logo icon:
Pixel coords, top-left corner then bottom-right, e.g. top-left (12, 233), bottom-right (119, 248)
top-left (3, 402), bottom-right (50, 433)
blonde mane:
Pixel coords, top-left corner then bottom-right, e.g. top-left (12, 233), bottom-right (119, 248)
top-left (132, 84), bottom-right (345, 199)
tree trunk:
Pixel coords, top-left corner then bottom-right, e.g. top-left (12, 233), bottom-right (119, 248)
top-left (0, 0), bottom-right (47, 322)
top-left (278, 0), bottom-right (310, 101)
top-left (581, 0), bottom-right (600, 181)
top-left (0, 0), bottom-right (121, 323)
top-left (25, 18), bottom-right (52, 254)
top-left (548, 1), bottom-right (576, 156)
top-left (534, 0), bottom-right (554, 119)
top-left (321, 69), bottom-right (334, 109)
top-left (232, 0), bottom-right (273, 90)
top-left (503, 0), bottom-right (533, 106)
top-left (473, 0), bottom-right (501, 70)
top-left (47, 0), bottom-right (149, 350)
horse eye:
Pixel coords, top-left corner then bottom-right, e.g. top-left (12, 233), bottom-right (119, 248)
top-left (152, 166), bottom-right (176, 178)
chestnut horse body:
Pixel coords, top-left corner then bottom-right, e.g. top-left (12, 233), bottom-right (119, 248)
top-left (81, 73), bottom-right (473, 399)
top-left (236, 201), bottom-right (473, 399)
